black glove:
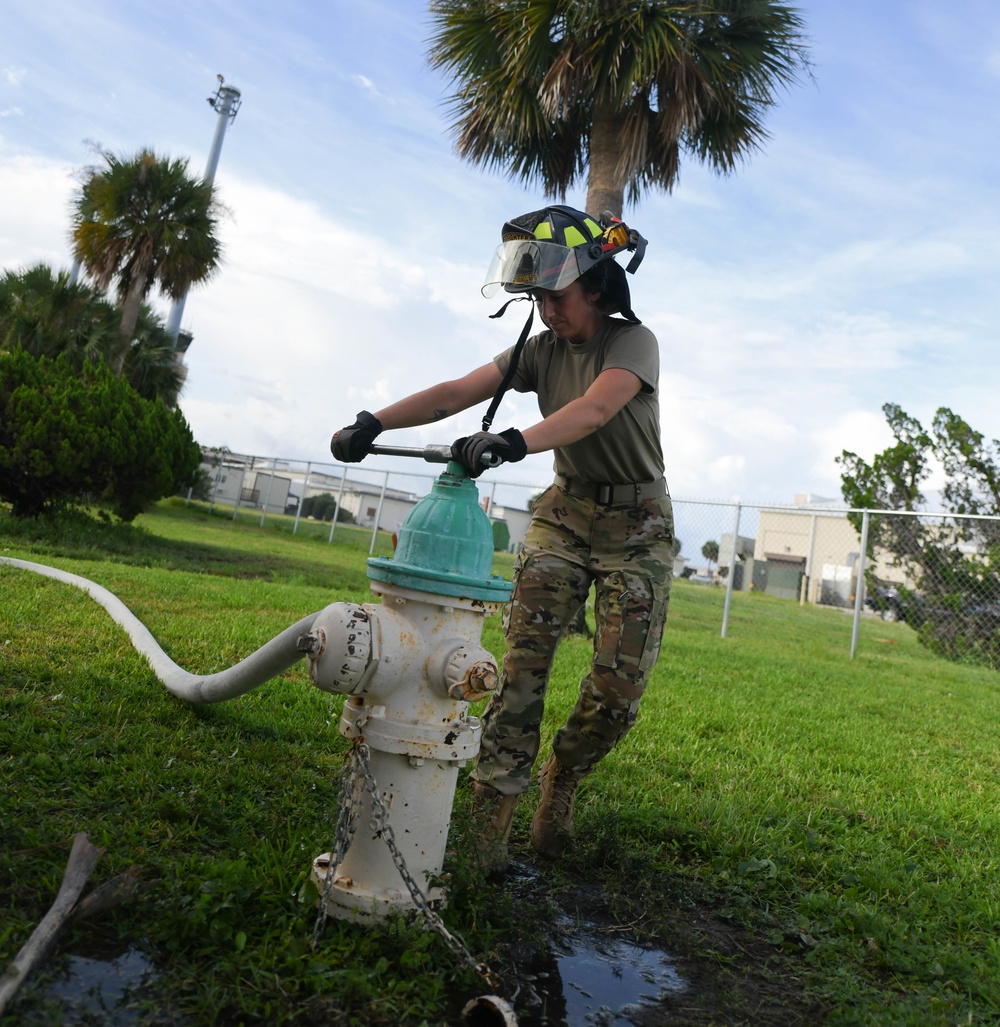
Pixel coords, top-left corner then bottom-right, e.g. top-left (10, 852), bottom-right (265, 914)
top-left (451, 428), bottom-right (527, 478)
top-left (331, 410), bottom-right (383, 462)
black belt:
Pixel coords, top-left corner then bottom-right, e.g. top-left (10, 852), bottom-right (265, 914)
top-left (554, 474), bottom-right (668, 505)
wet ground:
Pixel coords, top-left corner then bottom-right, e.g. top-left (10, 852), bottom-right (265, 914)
top-left (27, 944), bottom-right (158, 1025)
top-left (22, 863), bottom-right (823, 1026)
top-left (511, 920), bottom-right (686, 1025)
top-left (28, 907), bottom-right (684, 1027)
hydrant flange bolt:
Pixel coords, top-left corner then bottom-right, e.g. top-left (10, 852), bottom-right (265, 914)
top-left (296, 628), bottom-right (326, 658)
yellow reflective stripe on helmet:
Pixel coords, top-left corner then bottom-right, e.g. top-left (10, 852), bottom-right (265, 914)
top-left (563, 226), bottom-right (587, 247)
top-left (534, 222), bottom-right (554, 240)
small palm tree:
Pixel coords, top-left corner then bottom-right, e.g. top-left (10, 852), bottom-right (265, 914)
top-left (429, 0), bottom-right (810, 216)
top-left (702, 539), bottom-right (720, 571)
top-left (0, 264), bottom-right (118, 365)
top-left (124, 307), bottom-right (187, 406)
top-left (0, 263), bottom-right (186, 407)
top-left (70, 148), bottom-right (222, 375)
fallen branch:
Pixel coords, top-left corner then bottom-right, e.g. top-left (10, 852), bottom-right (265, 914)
top-left (71, 867), bottom-right (147, 922)
top-left (0, 832), bottom-right (103, 1017)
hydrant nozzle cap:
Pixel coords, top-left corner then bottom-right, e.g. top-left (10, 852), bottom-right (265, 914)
top-left (367, 468), bottom-right (512, 602)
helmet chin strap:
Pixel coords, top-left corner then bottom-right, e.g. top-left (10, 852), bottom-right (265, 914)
top-left (481, 296), bottom-right (534, 432)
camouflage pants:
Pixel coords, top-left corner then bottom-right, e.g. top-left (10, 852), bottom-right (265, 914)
top-left (472, 483), bottom-right (674, 796)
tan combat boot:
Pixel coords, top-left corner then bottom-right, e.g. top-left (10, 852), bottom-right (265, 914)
top-left (531, 755), bottom-right (585, 859)
top-left (470, 781), bottom-right (520, 872)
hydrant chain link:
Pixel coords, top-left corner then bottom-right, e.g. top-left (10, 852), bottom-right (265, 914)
top-left (340, 741), bottom-right (498, 988)
top-left (313, 742), bottom-right (369, 946)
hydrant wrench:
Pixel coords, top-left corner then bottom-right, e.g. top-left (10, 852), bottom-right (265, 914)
top-left (369, 444), bottom-right (502, 468)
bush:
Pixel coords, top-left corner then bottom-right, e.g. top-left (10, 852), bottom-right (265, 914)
top-left (301, 492), bottom-right (353, 523)
top-left (491, 518), bottom-right (510, 552)
top-left (0, 349), bottom-right (201, 520)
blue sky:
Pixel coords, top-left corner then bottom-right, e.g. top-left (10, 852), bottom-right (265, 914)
top-left (2, 0), bottom-right (999, 504)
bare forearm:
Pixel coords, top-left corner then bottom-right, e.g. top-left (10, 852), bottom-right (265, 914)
top-left (521, 397), bottom-right (609, 453)
top-left (372, 363), bottom-right (503, 432)
top-left (374, 385), bottom-right (459, 431)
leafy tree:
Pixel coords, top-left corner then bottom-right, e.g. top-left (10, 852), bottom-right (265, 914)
top-left (428, 0), bottom-right (810, 215)
top-left (839, 403), bottom-right (1000, 669)
top-left (0, 264), bottom-right (186, 406)
top-left (70, 148), bottom-right (222, 374)
top-left (0, 349), bottom-right (200, 520)
top-left (672, 536), bottom-right (682, 558)
top-left (702, 539), bottom-right (719, 570)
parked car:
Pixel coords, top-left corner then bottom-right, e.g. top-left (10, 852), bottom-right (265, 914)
top-left (865, 585), bottom-right (907, 622)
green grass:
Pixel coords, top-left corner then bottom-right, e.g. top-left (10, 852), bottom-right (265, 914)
top-left (2, 500), bottom-right (999, 1024)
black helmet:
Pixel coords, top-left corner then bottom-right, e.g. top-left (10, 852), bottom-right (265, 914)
top-left (482, 204), bottom-right (646, 294)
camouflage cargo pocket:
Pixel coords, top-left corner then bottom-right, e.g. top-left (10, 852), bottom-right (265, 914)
top-left (593, 570), bottom-right (670, 675)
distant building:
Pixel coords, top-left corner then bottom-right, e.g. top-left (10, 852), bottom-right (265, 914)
top-left (197, 449), bottom-right (533, 550)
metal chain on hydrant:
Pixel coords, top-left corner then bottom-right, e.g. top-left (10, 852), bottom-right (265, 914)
top-left (312, 743), bottom-right (368, 946)
top-left (313, 740), bottom-right (498, 989)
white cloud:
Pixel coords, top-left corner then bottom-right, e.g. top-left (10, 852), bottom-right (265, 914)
top-left (0, 154), bottom-right (76, 271)
top-left (3, 66), bottom-right (27, 86)
top-left (811, 409), bottom-right (894, 480)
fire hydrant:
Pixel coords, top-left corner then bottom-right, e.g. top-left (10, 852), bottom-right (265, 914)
top-left (298, 460), bottom-right (511, 921)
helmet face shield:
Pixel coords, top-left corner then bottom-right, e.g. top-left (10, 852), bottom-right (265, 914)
top-left (482, 239), bottom-right (585, 297)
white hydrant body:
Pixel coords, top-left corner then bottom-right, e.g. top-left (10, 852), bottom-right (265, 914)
top-left (299, 462), bottom-right (512, 921)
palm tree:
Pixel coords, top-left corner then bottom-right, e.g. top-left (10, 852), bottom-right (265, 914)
top-left (428, 0), bottom-right (810, 216)
top-left (0, 263), bottom-right (186, 407)
top-left (0, 264), bottom-right (118, 365)
top-left (70, 148), bottom-right (222, 375)
top-left (124, 307), bottom-right (187, 406)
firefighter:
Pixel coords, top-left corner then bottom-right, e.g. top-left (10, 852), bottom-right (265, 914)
top-left (332, 205), bottom-right (673, 870)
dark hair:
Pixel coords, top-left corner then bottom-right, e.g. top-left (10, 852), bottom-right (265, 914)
top-left (578, 261), bottom-right (639, 321)
top-left (578, 265), bottom-right (615, 312)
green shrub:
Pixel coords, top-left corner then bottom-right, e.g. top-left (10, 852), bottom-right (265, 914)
top-left (0, 349), bottom-right (200, 520)
top-left (491, 518), bottom-right (510, 552)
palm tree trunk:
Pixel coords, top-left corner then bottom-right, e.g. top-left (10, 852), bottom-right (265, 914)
top-left (113, 274), bottom-right (146, 377)
top-left (586, 101), bottom-right (626, 218)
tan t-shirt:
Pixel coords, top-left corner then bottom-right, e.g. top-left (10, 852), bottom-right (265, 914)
top-left (494, 318), bottom-right (663, 483)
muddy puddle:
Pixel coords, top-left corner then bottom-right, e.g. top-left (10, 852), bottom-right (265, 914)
top-left (490, 863), bottom-right (688, 1025)
top-left (24, 867), bottom-right (683, 1026)
top-left (498, 917), bottom-right (687, 1025)
top-left (26, 944), bottom-right (157, 1025)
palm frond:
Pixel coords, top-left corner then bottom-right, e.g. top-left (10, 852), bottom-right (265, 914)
top-left (427, 0), bottom-right (809, 211)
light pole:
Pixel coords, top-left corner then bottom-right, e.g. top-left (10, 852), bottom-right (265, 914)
top-left (166, 75), bottom-right (242, 349)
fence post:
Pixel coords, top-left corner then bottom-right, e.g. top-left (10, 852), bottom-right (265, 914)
top-left (803, 513), bottom-right (817, 605)
top-left (293, 462), bottom-right (311, 535)
top-left (329, 470), bottom-right (349, 543)
top-left (208, 454), bottom-right (224, 514)
top-left (369, 472), bottom-right (390, 555)
top-left (721, 502), bottom-right (742, 638)
top-left (259, 458), bottom-right (277, 528)
top-left (850, 510), bottom-right (871, 658)
top-left (232, 456), bottom-right (251, 521)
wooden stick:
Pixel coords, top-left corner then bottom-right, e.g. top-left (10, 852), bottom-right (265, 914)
top-left (71, 867), bottom-right (146, 922)
top-left (0, 832), bottom-right (103, 1016)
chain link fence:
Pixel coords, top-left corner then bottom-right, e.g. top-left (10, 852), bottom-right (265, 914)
top-left (187, 449), bottom-right (1000, 670)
